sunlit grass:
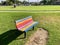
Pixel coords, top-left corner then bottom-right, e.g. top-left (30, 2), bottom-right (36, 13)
top-left (0, 12), bottom-right (60, 45)
top-left (0, 6), bottom-right (60, 11)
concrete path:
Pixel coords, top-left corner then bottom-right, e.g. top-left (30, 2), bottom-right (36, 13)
top-left (0, 10), bottom-right (60, 13)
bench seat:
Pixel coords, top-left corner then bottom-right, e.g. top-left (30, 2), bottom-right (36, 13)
top-left (20, 22), bottom-right (38, 32)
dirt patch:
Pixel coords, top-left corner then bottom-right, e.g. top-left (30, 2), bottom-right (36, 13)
top-left (25, 28), bottom-right (48, 45)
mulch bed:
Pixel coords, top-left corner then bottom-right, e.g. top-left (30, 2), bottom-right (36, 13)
top-left (25, 28), bottom-right (48, 45)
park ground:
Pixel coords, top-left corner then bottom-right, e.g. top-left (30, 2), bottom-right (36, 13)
top-left (0, 5), bottom-right (60, 11)
top-left (0, 6), bottom-right (60, 45)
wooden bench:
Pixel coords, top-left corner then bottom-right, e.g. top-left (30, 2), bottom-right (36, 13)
top-left (16, 16), bottom-right (38, 38)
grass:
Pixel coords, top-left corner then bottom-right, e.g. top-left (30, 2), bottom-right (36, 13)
top-left (0, 5), bottom-right (60, 45)
top-left (0, 5), bottom-right (60, 11)
top-left (0, 12), bottom-right (60, 45)
top-left (0, 12), bottom-right (38, 45)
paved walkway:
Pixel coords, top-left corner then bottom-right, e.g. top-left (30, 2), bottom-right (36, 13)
top-left (0, 10), bottom-right (60, 13)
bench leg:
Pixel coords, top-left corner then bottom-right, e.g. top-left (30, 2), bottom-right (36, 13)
top-left (24, 31), bottom-right (26, 38)
top-left (33, 26), bottom-right (34, 30)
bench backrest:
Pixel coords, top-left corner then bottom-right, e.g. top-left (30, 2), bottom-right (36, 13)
top-left (16, 16), bottom-right (33, 31)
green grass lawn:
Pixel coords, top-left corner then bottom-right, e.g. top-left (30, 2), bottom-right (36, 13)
top-left (0, 12), bottom-right (60, 45)
top-left (0, 5), bottom-right (60, 11)
top-left (0, 5), bottom-right (60, 45)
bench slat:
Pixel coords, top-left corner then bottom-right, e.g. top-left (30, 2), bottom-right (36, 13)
top-left (16, 18), bottom-right (33, 26)
top-left (16, 16), bottom-right (32, 23)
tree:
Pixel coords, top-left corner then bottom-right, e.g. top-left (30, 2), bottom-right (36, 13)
top-left (41, 0), bottom-right (47, 5)
top-left (46, 0), bottom-right (57, 5)
top-left (6, 0), bottom-right (19, 5)
top-left (40, 0), bottom-right (57, 5)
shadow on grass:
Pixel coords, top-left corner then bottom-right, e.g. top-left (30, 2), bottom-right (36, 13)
top-left (0, 29), bottom-right (24, 45)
